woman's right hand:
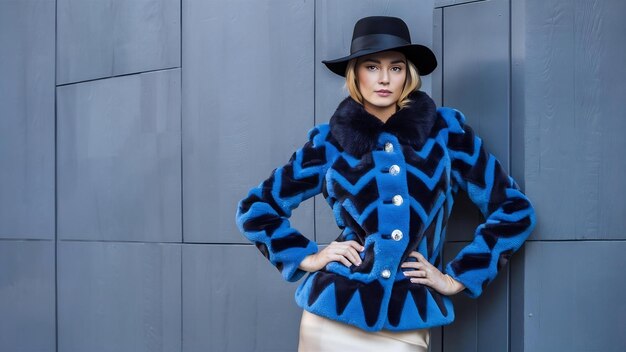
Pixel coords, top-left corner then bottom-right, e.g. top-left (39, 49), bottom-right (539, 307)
top-left (298, 241), bottom-right (365, 272)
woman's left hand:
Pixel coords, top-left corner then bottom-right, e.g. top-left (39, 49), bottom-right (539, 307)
top-left (400, 251), bottom-right (466, 296)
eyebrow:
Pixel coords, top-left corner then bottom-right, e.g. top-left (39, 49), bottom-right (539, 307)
top-left (362, 59), bottom-right (406, 65)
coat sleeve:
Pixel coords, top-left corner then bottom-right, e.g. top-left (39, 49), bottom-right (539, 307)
top-left (441, 108), bottom-right (536, 298)
top-left (235, 126), bottom-right (330, 282)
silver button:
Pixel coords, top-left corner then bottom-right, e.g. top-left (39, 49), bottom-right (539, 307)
top-left (384, 142), bottom-right (394, 153)
top-left (391, 229), bottom-right (403, 241)
top-left (389, 165), bottom-right (400, 175)
top-left (381, 269), bottom-right (392, 279)
top-left (392, 195), bottom-right (403, 206)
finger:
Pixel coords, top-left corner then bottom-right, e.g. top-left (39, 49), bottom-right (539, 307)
top-left (410, 278), bottom-right (431, 285)
top-left (331, 254), bottom-right (353, 268)
top-left (346, 240), bottom-right (365, 252)
top-left (411, 251), bottom-right (426, 262)
top-left (400, 261), bottom-right (418, 269)
top-left (328, 241), bottom-right (354, 253)
top-left (336, 246), bottom-right (360, 266)
top-left (403, 270), bottom-right (426, 278)
top-left (325, 242), bottom-right (346, 255)
top-left (401, 261), bottom-right (424, 269)
top-left (346, 247), bottom-right (362, 266)
top-left (337, 243), bottom-right (363, 264)
top-left (400, 263), bottom-right (421, 271)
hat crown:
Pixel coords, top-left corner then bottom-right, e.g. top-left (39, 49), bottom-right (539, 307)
top-left (353, 16), bottom-right (411, 43)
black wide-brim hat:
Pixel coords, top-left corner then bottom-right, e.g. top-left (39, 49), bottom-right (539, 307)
top-left (322, 16), bottom-right (437, 77)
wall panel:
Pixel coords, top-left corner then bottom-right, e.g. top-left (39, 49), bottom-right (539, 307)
top-left (442, 0), bottom-right (510, 242)
top-left (442, 0), bottom-right (509, 168)
top-left (0, 0), bottom-right (55, 239)
top-left (182, 0), bottom-right (315, 244)
top-left (57, 69), bottom-right (182, 242)
top-left (0, 240), bottom-right (56, 352)
top-left (57, 241), bottom-right (181, 352)
top-left (523, 0), bottom-right (626, 240)
top-left (57, 0), bottom-right (181, 84)
top-left (523, 241), bottom-right (626, 351)
top-left (183, 244), bottom-right (302, 352)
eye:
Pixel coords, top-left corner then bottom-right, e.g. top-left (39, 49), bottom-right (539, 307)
top-left (366, 65), bottom-right (378, 71)
top-left (391, 66), bottom-right (403, 72)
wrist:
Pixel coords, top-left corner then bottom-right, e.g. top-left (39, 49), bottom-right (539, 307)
top-left (444, 274), bottom-right (465, 295)
top-left (298, 253), bottom-right (318, 272)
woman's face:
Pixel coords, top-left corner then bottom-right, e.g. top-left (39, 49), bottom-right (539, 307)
top-left (356, 51), bottom-right (407, 118)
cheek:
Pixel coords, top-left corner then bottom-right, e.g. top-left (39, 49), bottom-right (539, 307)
top-left (357, 70), bottom-right (375, 87)
top-left (394, 74), bottom-right (407, 89)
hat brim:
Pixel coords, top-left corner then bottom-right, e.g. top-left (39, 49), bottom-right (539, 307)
top-left (322, 44), bottom-right (437, 77)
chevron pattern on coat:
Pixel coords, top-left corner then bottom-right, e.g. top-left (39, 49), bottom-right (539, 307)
top-left (237, 127), bottom-right (332, 282)
top-left (236, 91), bottom-right (536, 332)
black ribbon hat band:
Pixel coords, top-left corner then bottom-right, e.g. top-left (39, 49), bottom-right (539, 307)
top-left (350, 34), bottom-right (410, 53)
top-left (323, 16), bottom-right (437, 77)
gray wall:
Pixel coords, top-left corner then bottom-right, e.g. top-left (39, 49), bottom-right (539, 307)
top-left (436, 1), bottom-right (626, 350)
top-left (1, 0), bottom-right (625, 351)
top-left (511, 0), bottom-right (626, 350)
top-left (1, 1), bottom-right (56, 351)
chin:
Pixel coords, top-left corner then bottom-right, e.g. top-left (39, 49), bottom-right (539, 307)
top-left (370, 100), bottom-right (397, 109)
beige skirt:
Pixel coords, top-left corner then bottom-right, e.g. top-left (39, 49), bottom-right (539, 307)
top-left (298, 310), bottom-right (430, 352)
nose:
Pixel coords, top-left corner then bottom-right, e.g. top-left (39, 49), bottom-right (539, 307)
top-left (378, 69), bottom-right (390, 85)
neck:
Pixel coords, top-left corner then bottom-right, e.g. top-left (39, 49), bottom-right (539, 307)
top-left (363, 101), bottom-right (397, 123)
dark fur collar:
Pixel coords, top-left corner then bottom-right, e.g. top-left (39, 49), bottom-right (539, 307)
top-left (329, 90), bottom-right (437, 157)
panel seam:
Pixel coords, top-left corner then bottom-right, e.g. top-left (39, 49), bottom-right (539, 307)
top-left (179, 1), bottom-right (184, 351)
top-left (56, 67), bottom-right (179, 87)
top-left (54, 0), bottom-right (59, 351)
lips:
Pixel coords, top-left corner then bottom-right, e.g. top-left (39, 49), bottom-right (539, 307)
top-left (375, 89), bottom-right (392, 97)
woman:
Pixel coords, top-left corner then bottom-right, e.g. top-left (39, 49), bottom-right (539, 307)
top-left (236, 16), bottom-right (535, 351)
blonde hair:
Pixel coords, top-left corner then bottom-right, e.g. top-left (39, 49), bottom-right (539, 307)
top-left (345, 55), bottom-right (421, 110)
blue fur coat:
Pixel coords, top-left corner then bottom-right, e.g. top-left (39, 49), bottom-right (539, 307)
top-left (235, 90), bottom-right (536, 331)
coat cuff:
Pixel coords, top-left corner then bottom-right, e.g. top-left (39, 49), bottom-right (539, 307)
top-left (279, 241), bottom-right (319, 282)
